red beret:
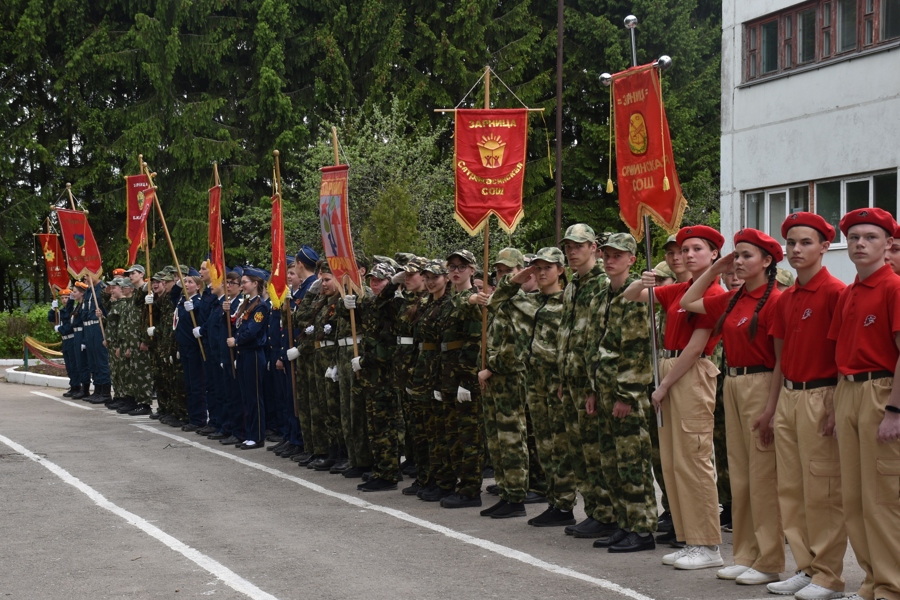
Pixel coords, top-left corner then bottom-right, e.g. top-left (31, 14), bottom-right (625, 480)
top-left (675, 225), bottom-right (725, 252)
top-left (839, 207), bottom-right (897, 236)
top-left (781, 212), bottom-right (836, 242)
top-left (734, 228), bottom-right (784, 263)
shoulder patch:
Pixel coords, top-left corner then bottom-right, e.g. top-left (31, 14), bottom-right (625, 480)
top-left (254, 311), bottom-right (264, 323)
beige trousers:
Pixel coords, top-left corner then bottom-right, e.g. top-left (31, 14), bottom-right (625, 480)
top-left (659, 356), bottom-right (722, 546)
top-left (775, 385), bottom-right (847, 591)
top-left (724, 372), bottom-right (785, 573)
top-left (835, 377), bottom-right (900, 600)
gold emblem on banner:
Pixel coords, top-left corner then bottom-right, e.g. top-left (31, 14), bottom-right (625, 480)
top-left (628, 113), bottom-right (648, 155)
top-left (477, 133), bottom-right (507, 169)
top-left (137, 190), bottom-right (145, 210)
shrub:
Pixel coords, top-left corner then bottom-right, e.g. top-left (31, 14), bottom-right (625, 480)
top-left (0, 304), bottom-right (59, 358)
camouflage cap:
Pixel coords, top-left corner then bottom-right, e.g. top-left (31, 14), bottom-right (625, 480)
top-left (558, 223), bottom-right (597, 246)
top-left (318, 260), bottom-right (332, 275)
top-left (151, 271), bottom-right (173, 281)
top-left (494, 247), bottom-right (525, 268)
top-left (105, 277), bottom-right (121, 286)
top-left (447, 249), bottom-right (477, 265)
top-left (663, 234), bottom-right (679, 248)
top-left (394, 252), bottom-right (416, 266)
top-left (372, 255), bottom-right (400, 270)
top-left (776, 267), bottom-right (795, 287)
top-left (531, 247), bottom-right (566, 266)
top-left (404, 256), bottom-right (429, 273)
top-left (118, 277), bottom-right (135, 289)
top-left (422, 259), bottom-right (448, 276)
top-left (368, 263), bottom-right (395, 280)
top-left (162, 265), bottom-right (177, 275)
top-left (601, 232), bottom-right (638, 254)
top-left (653, 261), bottom-right (676, 280)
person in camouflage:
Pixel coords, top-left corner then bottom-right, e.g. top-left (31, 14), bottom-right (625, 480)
top-left (150, 268), bottom-right (188, 426)
top-left (489, 246), bottom-right (577, 527)
top-left (114, 278), bottom-right (147, 413)
top-left (439, 249), bottom-right (484, 509)
top-left (123, 266), bottom-right (154, 415)
top-left (586, 233), bottom-right (657, 553)
top-left (556, 223), bottom-right (617, 539)
top-left (99, 278), bottom-right (125, 407)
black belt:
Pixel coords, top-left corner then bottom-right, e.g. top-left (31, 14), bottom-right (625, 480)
top-left (844, 370), bottom-right (893, 383)
top-left (783, 377), bottom-right (837, 391)
top-left (661, 349), bottom-right (707, 359)
top-left (726, 365), bottom-right (773, 377)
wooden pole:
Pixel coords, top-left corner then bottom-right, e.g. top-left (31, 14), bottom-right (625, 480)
top-left (481, 65), bottom-right (490, 371)
top-left (555, 0), bottom-right (564, 245)
top-left (140, 155), bottom-right (153, 330)
top-left (143, 161), bottom-right (206, 361)
top-left (213, 162), bottom-right (235, 376)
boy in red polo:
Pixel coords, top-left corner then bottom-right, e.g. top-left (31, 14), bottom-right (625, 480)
top-left (769, 213), bottom-right (848, 599)
top-left (828, 207), bottom-right (900, 600)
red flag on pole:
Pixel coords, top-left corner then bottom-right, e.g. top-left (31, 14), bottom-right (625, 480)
top-left (268, 193), bottom-right (289, 309)
top-left (56, 209), bottom-right (103, 280)
top-left (37, 234), bottom-right (69, 291)
top-left (208, 184), bottom-right (226, 289)
top-left (611, 64), bottom-right (687, 241)
top-left (319, 165), bottom-right (362, 294)
top-left (453, 108), bottom-right (528, 235)
top-left (125, 174), bottom-right (153, 265)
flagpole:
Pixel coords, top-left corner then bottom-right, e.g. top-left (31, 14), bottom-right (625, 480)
top-left (213, 162), bottom-right (236, 377)
top-left (481, 65), bottom-right (490, 371)
top-left (139, 154), bottom-right (153, 330)
top-left (142, 161), bottom-right (207, 361)
top-left (273, 150), bottom-right (298, 407)
top-left (66, 183), bottom-right (107, 342)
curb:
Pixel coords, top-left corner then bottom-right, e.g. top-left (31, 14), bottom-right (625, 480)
top-left (3, 367), bottom-right (69, 389)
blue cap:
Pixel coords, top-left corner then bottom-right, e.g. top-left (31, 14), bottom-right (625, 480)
top-left (187, 267), bottom-right (200, 277)
top-left (243, 266), bottom-right (268, 280)
top-left (296, 245), bottom-right (319, 268)
top-left (231, 265), bottom-right (244, 278)
top-left (286, 255), bottom-right (296, 266)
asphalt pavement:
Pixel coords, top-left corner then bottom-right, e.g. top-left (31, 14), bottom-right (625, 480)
top-left (0, 381), bottom-right (864, 599)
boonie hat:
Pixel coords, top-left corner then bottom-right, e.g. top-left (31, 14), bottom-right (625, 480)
top-left (776, 268), bottom-right (794, 287)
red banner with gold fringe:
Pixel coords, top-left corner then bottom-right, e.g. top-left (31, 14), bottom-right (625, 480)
top-left (208, 185), bottom-right (226, 289)
top-left (37, 234), bottom-right (69, 291)
top-left (125, 174), bottom-right (152, 265)
top-left (319, 165), bottom-right (362, 294)
top-left (56, 209), bottom-right (103, 280)
top-left (268, 193), bottom-right (289, 309)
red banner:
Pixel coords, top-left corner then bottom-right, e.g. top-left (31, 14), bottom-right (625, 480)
top-left (56, 209), bottom-right (103, 280)
top-left (208, 185), bottom-right (226, 289)
top-left (37, 234), bottom-right (69, 292)
top-left (453, 108), bottom-right (528, 235)
top-left (319, 165), bottom-right (362, 294)
top-left (125, 174), bottom-right (153, 265)
top-left (268, 193), bottom-right (289, 309)
top-left (611, 64), bottom-right (686, 241)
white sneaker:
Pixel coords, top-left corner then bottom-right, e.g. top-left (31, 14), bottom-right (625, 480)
top-left (794, 584), bottom-right (844, 600)
top-left (716, 564), bottom-right (751, 580)
top-left (766, 571), bottom-right (812, 595)
top-left (735, 568), bottom-right (780, 585)
top-left (661, 546), bottom-right (691, 566)
top-left (673, 545), bottom-right (724, 570)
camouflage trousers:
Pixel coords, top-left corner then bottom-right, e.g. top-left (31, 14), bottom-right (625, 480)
top-left (525, 366), bottom-right (576, 511)
top-left (168, 348), bottom-right (188, 418)
top-left (292, 349), bottom-right (314, 451)
top-left (338, 346), bottom-right (373, 468)
top-left (483, 372), bottom-right (529, 503)
top-left (108, 350), bottom-right (123, 398)
top-left (424, 398), bottom-right (454, 491)
top-left (314, 347), bottom-right (342, 450)
top-left (595, 393), bottom-right (658, 533)
top-left (562, 379), bottom-right (614, 522)
top-left (404, 391), bottom-right (431, 487)
top-left (152, 348), bottom-right (187, 419)
top-left (524, 405), bottom-right (548, 496)
top-left (129, 347), bottom-right (154, 404)
top-left (365, 362), bottom-right (400, 482)
top-left (440, 380), bottom-right (484, 498)
top-left (302, 353), bottom-right (328, 455)
top-left (714, 370), bottom-right (732, 508)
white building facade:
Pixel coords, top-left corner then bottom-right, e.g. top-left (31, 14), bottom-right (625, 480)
top-left (720, 0), bottom-right (900, 282)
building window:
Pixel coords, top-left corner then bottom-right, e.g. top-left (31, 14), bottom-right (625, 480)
top-left (744, 185), bottom-right (810, 244)
top-left (744, 0), bottom-right (899, 81)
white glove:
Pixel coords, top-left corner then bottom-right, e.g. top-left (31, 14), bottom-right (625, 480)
top-left (457, 386), bottom-right (472, 402)
top-left (324, 366), bottom-right (334, 379)
top-left (168, 356), bottom-right (173, 364)
top-left (287, 347), bottom-right (300, 361)
top-left (323, 324), bottom-right (332, 334)
top-left (351, 356), bottom-right (362, 372)
top-left (329, 366), bottom-right (340, 382)
top-left (81, 344), bottom-right (86, 351)
top-left (147, 326), bottom-right (155, 337)
top-left (391, 271), bottom-right (406, 285)
top-left (405, 387), bottom-right (414, 396)
top-left (52, 300), bottom-right (58, 309)
top-left (192, 327), bottom-right (202, 338)
top-left (433, 390), bottom-right (443, 401)
top-left (184, 300), bottom-right (194, 312)
top-left (343, 294), bottom-right (356, 309)
top-left (267, 361), bottom-right (271, 371)
top-left (304, 325), bottom-right (314, 335)
top-left (145, 294), bottom-right (154, 305)
top-left (176, 351), bottom-right (180, 360)
top-left (54, 325), bottom-right (61, 332)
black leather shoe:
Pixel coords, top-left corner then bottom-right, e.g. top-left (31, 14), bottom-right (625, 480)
top-left (593, 528), bottom-right (628, 548)
top-left (181, 423), bottom-right (202, 432)
top-left (657, 510), bottom-right (673, 533)
top-left (239, 441), bottom-right (264, 450)
top-left (523, 491), bottom-right (546, 504)
top-left (566, 517), bottom-right (593, 536)
top-left (268, 440), bottom-right (286, 452)
top-left (655, 529), bottom-right (677, 543)
top-left (329, 458), bottom-right (350, 474)
top-left (71, 385), bottom-right (89, 400)
top-left (219, 435), bottom-right (241, 445)
top-left (128, 404), bottom-right (152, 416)
top-left (529, 506), bottom-right (577, 527)
top-left (420, 485), bottom-right (453, 503)
top-left (116, 402), bottom-right (138, 413)
top-left (570, 517), bottom-right (619, 539)
top-left (106, 399), bottom-right (125, 410)
top-left (491, 501), bottom-right (526, 519)
top-left (311, 457), bottom-right (337, 471)
top-left (207, 431), bottom-right (228, 440)
top-left (401, 482), bottom-right (421, 496)
top-left (440, 493), bottom-right (482, 509)
top-left (486, 484), bottom-right (500, 496)
top-left (359, 478), bottom-right (398, 492)
top-left (293, 452), bottom-right (313, 463)
top-left (480, 499), bottom-right (508, 517)
top-left (608, 531), bottom-right (656, 553)
top-left (197, 425), bottom-right (217, 435)
top-left (275, 443), bottom-right (296, 457)
top-left (342, 466), bottom-right (369, 479)
top-left (149, 411), bottom-right (162, 420)
top-left (62, 387), bottom-right (77, 397)
top-left (266, 433), bottom-right (283, 443)
top-left (281, 445), bottom-right (303, 459)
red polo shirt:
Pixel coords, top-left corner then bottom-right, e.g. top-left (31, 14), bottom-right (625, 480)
top-left (772, 267), bottom-right (845, 382)
top-left (655, 280), bottom-right (725, 356)
top-left (703, 283), bottom-right (781, 368)
top-left (827, 264), bottom-right (900, 375)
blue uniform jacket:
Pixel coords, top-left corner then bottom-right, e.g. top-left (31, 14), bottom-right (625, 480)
top-left (174, 292), bottom-right (210, 347)
top-left (235, 296), bottom-right (268, 349)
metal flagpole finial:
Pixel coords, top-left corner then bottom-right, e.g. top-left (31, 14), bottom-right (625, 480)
top-left (624, 15), bottom-right (638, 28)
top-left (600, 73), bottom-right (612, 87)
top-left (655, 55), bottom-right (673, 70)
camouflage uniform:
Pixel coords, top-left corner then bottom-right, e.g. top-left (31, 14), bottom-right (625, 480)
top-left (558, 259), bottom-right (614, 524)
top-left (336, 287), bottom-right (374, 468)
top-left (129, 284), bottom-right (154, 406)
top-left (105, 295), bottom-right (126, 399)
top-left (292, 278), bottom-right (324, 454)
top-left (314, 294), bottom-right (342, 454)
top-left (491, 275), bottom-right (575, 511)
top-left (150, 276), bottom-right (187, 421)
top-left (588, 271), bottom-right (657, 534)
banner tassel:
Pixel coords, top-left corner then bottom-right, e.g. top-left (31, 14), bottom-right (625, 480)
top-left (663, 176), bottom-right (670, 191)
top-left (606, 178), bottom-right (614, 194)
top-left (659, 70), bottom-right (670, 193)
top-left (607, 85), bottom-right (614, 195)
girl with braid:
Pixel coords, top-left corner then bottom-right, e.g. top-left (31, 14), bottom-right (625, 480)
top-left (681, 228), bottom-right (785, 586)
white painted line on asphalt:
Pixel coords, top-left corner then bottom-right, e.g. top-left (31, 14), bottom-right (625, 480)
top-left (0, 432), bottom-right (280, 600)
top-left (30, 390), bottom-right (94, 411)
top-left (135, 425), bottom-right (656, 600)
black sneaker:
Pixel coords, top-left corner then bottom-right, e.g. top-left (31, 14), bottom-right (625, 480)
top-left (486, 484), bottom-right (501, 495)
top-left (401, 482), bottom-right (421, 496)
top-left (657, 510), bottom-right (674, 533)
top-left (181, 423), bottom-right (202, 432)
top-left (127, 404), bottom-right (152, 416)
top-left (420, 485), bottom-right (452, 503)
top-left (480, 499), bottom-right (508, 517)
top-left (359, 478), bottom-right (398, 492)
top-left (482, 466), bottom-right (495, 478)
top-left (440, 493), bottom-right (482, 509)
top-left (116, 401), bottom-right (138, 414)
top-left (529, 506), bottom-right (577, 527)
top-left (197, 425), bottom-right (217, 435)
top-left (523, 491), bottom-right (546, 504)
top-left (149, 410), bottom-right (163, 420)
top-left (342, 466), bottom-right (369, 479)
top-left (491, 501), bottom-right (526, 519)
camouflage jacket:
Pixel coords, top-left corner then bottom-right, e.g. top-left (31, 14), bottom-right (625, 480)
top-left (119, 297), bottom-right (143, 354)
top-left (356, 284), bottom-right (397, 368)
top-left (409, 292), bottom-right (450, 397)
top-left (394, 288), bottom-right (427, 390)
top-left (588, 273), bottom-right (652, 408)
top-left (485, 277), bottom-right (526, 374)
top-left (105, 299), bottom-right (125, 351)
top-left (441, 287), bottom-right (482, 382)
top-left (557, 261), bottom-right (608, 382)
top-left (292, 281), bottom-right (321, 354)
top-left (490, 277), bottom-right (564, 374)
top-left (334, 286), bottom-right (373, 345)
top-left (313, 294), bottom-right (340, 361)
